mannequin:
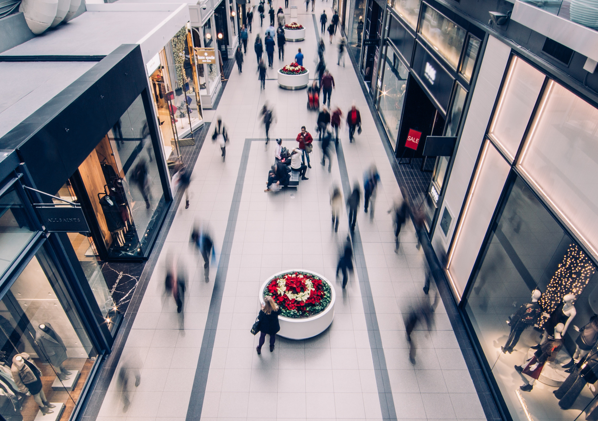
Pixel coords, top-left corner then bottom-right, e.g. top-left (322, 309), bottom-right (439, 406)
top-left (36, 323), bottom-right (71, 381)
top-left (554, 345), bottom-right (598, 409)
top-left (536, 294), bottom-right (576, 347)
top-left (10, 353), bottom-right (55, 415)
top-left (562, 315), bottom-right (598, 369)
top-left (502, 289), bottom-right (542, 353)
top-left (516, 323), bottom-right (564, 392)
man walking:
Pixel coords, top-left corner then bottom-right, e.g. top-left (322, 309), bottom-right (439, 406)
top-left (317, 107), bottom-right (330, 141)
top-left (347, 183), bottom-right (361, 232)
top-left (295, 48), bottom-right (304, 65)
top-left (247, 9), bottom-right (254, 32)
top-left (347, 104), bottom-right (362, 142)
top-left (336, 236), bottom-right (354, 289)
top-left (257, 58), bottom-right (267, 90)
top-left (332, 10), bottom-right (339, 34)
top-left (321, 70), bottom-right (335, 108)
top-left (277, 25), bottom-right (286, 60)
top-left (240, 26), bottom-right (248, 53)
top-left (338, 37), bottom-right (346, 66)
top-left (320, 10), bottom-right (328, 34)
top-left (265, 33), bottom-right (275, 67)
top-left (235, 46), bottom-right (244, 73)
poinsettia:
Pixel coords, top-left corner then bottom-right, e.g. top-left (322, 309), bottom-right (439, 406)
top-left (285, 22), bottom-right (304, 29)
top-left (280, 62), bottom-right (307, 75)
top-left (264, 271), bottom-right (331, 318)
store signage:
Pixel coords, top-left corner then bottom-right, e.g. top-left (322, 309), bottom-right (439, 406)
top-left (424, 62), bottom-right (436, 85)
top-left (405, 129), bottom-right (422, 150)
top-left (36, 206), bottom-right (90, 233)
top-left (195, 48), bottom-right (217, 64)
top-left (413, 44), bottom-right (454, 112)
top-left (146, 53), bottom-right (161, 74)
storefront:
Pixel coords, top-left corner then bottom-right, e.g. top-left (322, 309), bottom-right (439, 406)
top-left (373, 1), bottom-right (483, 232)
top-left (442, 50), bottom-right (598, 421)
top-left (347, 0), bottom-right (366, 50)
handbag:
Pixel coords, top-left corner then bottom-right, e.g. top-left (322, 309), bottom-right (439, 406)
top-left (306, 144), bottom-right (313, 153)
top-left (250, 317), bottom-right (261, 335)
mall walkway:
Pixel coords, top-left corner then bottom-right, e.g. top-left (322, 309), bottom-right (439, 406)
top-left (94, 0), bottom-right (486, 419)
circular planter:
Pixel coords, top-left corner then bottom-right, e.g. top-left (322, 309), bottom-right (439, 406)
top-left (278, 69), bottom-right (309, 90)
top-left (259, 270), bottom-right (336, 340)
top-left (285, 27), bottom-right (306, 41)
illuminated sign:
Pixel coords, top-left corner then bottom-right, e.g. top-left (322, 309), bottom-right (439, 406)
top-left (195, 47), bottom-right (217, 64)
top-left (424, 62), bottom-right (436, 85)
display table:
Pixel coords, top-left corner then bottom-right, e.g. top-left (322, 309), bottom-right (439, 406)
top-left (278, 69), bottom-right (309, 90)
top-left (285, 28), bottom-right (305, 42)
top-left (259, 270), bottom-right (336, 340)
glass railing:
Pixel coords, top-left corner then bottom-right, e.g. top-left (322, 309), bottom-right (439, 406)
top-left (520, 0), bottom-right (598, 31)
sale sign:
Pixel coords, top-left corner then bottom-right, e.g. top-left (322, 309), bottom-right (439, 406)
top-left (405, 129), bottom-right (422, 150)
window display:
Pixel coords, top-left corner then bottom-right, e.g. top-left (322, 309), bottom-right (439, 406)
top-left (149, 50), bottom-right (177, 158)
top-left (197, 19), bottom-right (221, 97)
top-left (377, 48), bottom-right (408, 148)
top-left (350, 0), bottom-right (366, 47)
top-left (419, 4), bottom-right (466, 70)
top-left (459, 36), bottom-right (480, 82)
top-left (393, 0), bottom-right (420, 30)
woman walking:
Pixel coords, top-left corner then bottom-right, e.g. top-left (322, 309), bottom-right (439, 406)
top-left (254, 35), bottom-right (263, 64)
top-left (256, 296), bottom-right (281, 354)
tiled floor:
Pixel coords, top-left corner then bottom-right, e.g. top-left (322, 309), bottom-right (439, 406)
top-left (95, 0), bottom-right (485, 419)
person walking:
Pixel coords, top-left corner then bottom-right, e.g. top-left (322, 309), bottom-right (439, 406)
top-left (130, 159), bottom-right (152, 209)
top-left (336, 236), bottom-right (354, 288)
top-left (330, 186), bottom-right (343, 232)
top-left (164, 256), bottom-right (186, 313)
top-left (331, 107), bottom-right (342, 144)
top-left (254, 35), bottom-right (263, 64)
top-left (240, 26), bottom-right (248, 53)
top-left (277, 25), bottom-right (286, 60)
top-left (363, 165), bottom-right (380, 217)
top-left (257, 58), bottom-right (267, 90)
top-left (277, 7), bottom-right (285, 26)
top-left (332, 10), bottom-right (339, 34)
top-left (321, 128), bottom-right (333, 172)
top-left (258, 1), bottom-right (265, 26)
top-left (295, 48), bottom-right (304, 65)
top-left (235, 46), bottom-right (244, 73)
top-left (318, 38), bottom-right (326, 58)
top-left (320, 11), bottom-right (328, 33)
top-left (357, 17), bottom-right (364, 43)
top-left (321, 70), bottom-right (335, 108)
top-left (389, 197), bottom-right (409, 252)
top-left (305, 0), bottom-right (309, 12)
top-left (347, 182), bottom-right (361, 231)
top-left (296, 126), bottom-right (313, 168)
top-left (268, 6), bottom-right (275, 26)
top-left (311, 0), bottom-right (315, 12)
top-left (327, 22), bottom-right (335, 43)
top-left (347, 104), bottom-right (362, 142)
top-left (255, 296), bottom-right (281, 354)
top-left (404, 293), bottom-right (437, 364)
top-left (261, 104), bottom-right (275, 144)
top-left (172, 161), bottom-right (192, 209)
top-left (285, 0), bottom-right (289, 7)
top-left (338, 37), bottom-right (346, 66)
top-left (191, 225), bottom-right (215, 282)
top-left (212, 117), bottom-right (229, 161)
top-left (247, 8), bottom-right (254, 32)
top-left (317, 107), bottom-right (330, 141)
top-left (265, 33), bottom-right (275, 68)
top-left (316, 57), bottom-right (326, 87)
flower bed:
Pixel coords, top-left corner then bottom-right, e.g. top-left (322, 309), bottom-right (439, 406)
top-left (265, 271), bottom-right (332, 318)
top-left (285, 22), bottom-right (304, 29)
top-left (280, 62), bottom-right (307, 75)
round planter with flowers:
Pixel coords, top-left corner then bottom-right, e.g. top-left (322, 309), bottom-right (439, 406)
top-left (278, 62), bottom-right (309, 90)
top-left (259, 270), bottom-right (336, 340)
top-left (284, 22), bottom-right (306, 41)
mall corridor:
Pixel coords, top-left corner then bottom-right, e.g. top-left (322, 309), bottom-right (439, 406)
top-left (91, 0), bottom-right (485, 420)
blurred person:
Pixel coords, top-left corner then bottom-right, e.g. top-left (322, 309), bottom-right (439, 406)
top-left (388, 196), bottom-right (409, 252)
top-left (317, 107), bottom-right (331, 141)
top-left (320, 10), bottom-right (328, 33)
top-left (261, 104), bottom-right (276, 144)
top-left (269, 5), bottom-right (275, 26)
top-left (258, 1), bottom-right (265, 26)
top-left (311, 0), bottom-right (315, 12)
top-left (305, 0), bottom-right (309, 12)
top-left (424, 249), bottom-right (446, 296)
top-left (330, 186), bottom-right (343, 232)
top-left (256, 296), bottom-right (281, 354)
top-left (254, 35), bottom-right (263, 64)
top-left (275, 138), bottom-right (283, 162)
top-left (316, 57), bottom-right (326, 87)
top-left (357, 17), bottom-right (364, 43)
top-left (295, 48), bottom-right (304, 65)
top-left (277, 7), bottom-right (285, 26)
top-left (336, 235), bottom-right (354, 288)
top-left (191, 224), bottom-right (215, 282)
top-left (347, 104), bottom-right (362, 142)
top-left (285, 0), bottom-right (289, 7)
top-left (265, 24), bottom-right (276, 39)
top-left (296, 126), bottom-right (313, 168)
top-left (172, 161), bottom-right (192, 209)
top-left (235, 46), bottom-right (244, 73)
top-left (321, 70), bottom-right (335, 108)
top-left (321, 128), bottom-right (333, 172)
top-left (265, 33), bottom-right (275, 68)
top-left (247, 8), bottom-right (254, 32)
top-left (277, 24), bottom-right (286, 60)
top-left (338, 37), bottom-right (347, 67)
top-left (327, 22), bottom-right (335, 43)
top-left (347, 182), bottom-right (361, 232)
top-left (116, 356), bottom-right (141, 413)
top-left (164, 253), bottom-right (187, 333)
top-left (404, 292), bottom-right (437, 364)
top-left (258, 58), bottom-right (267, 90)
top-left (331, 106), bottom-right (342, 143)
top-left (240, 26), bottom-right (248, 53)
top-left (290, 148), bottom-right (308, 180)
top-left (307, 80), bottom-right (320, 111)
top-left (130, 158), bottom-right (152, 209)
top-left (363, 165), bottom-right (380, 218)
top-left (412, 201), bottom-right (425, 250)
top-left (332, 10), bottom-right (339, 34)
top-left (318, 39), bottom-right (326, 62)
top-left (212, 117), bottom-right (229, 161)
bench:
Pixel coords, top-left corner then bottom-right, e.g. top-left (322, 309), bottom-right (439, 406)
top-left (287, 169), bottom-right (300, 188)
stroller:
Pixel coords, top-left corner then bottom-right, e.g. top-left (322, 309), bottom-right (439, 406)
top-left (307, 82), bottom-right (319, 111)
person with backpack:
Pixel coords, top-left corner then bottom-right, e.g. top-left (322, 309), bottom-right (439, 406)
top-left (320, 10), bottom-right (327, 33)
top-left (254, 35), bottom-right (263, 64)
top-left (277, 24), bottom-right (286, 60)
top-left (347, 104), bottom-right (362, 142)
top-left (240, 26), bottom-right (248, 54)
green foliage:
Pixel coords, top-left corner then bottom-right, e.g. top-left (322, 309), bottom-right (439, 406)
top-left (171, 27), bottom-right (188, 89)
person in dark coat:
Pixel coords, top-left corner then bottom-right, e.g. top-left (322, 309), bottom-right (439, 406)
top-left (235, 46), bottom-right (244, 73)
top-left (36, 324), bottom-right (70, 380)
top-left (247, 9), bottom-right (254, 32)
top-left (254, 35), bottom-right (263, 64)
top-left (347, 182), bottom-right (361, 232)
top-left (277, 25), bottom-right (286, 60)
top-left (265, 33), bottom-right (276, 68)
top-left (164, 257), bottom-right (187, 315)
top-left (268, 6), bottom-right (275, 26)
top-left (321, 128), bottom-right (333, 172)
top-left (321, 70), bottom-right (335, 108)
top-left (264, 162), bottom-right (289, 192)
top-left (191, 224), bottom-right (215, 282)
top-left (331, 107), bottom-right (342, 143)
top-left (327, 22), bottom-right (335, 43)
top-left (256, 296), bottom-right (282, 354)
top-left (316, 58), bottom-right (326, 87)
top-left (317, 107), bottom-right (331, 141)
top-left (347, 104), bottom-right (362, 142)
top-left (130, 158), bottom-right (152, 209)
top-left (331, 10), bottom-right (339, 34)
top-left (258, 1), bottom-right (265, 26)
top-left (336, 236), bottom-right (354, 288)
top-left (320, 11), bottom-right (327, 33)
top-left (257, 58), bottom-right (267, 90)
top-left (389, 197), bottom-right (409, 252)
top-left (240, 26), bottom-right (248, 53)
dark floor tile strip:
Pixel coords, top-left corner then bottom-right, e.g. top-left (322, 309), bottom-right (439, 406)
top-left (345, 41), bottom-right (504, 421)
top-left (209, 59), bottom-right (235, 110)
top-left (185, 137), bottom-right (252, 421)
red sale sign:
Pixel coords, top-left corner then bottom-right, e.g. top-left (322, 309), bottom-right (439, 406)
top-left (405, 129), bottom-right (422, 150)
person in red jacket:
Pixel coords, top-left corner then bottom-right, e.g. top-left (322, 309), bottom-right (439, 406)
top-left (296, 126), bottom-right (313, 168)
top-left (347, 105), bottom-right (362, 143)
top-left (331, 107), bottom-right (343, 144)
top-left (321, 71), bottom-right (335, 108)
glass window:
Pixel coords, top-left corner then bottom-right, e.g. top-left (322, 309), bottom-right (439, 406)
top-left (378, 49), bottom-right (409, 148)
top-left (419, 4), bottom-right (466, 69)
top-left (445, 83), bottom-right (467, 138)
top-left (350, 0), bottom-right (366, 46)
top-left (464, 176), bottom-right (596, 421)
top-left (459, 36), bottom-right (480, 82)
top-left (489, 57), bottom-right (545, 161)
top-left (0, 184), bottom-right (35, 279)
top-left (518, 80), bottom-right (598, 260)
top-left (388, 16), bottom-right (415, 64)
top-left (393, 0), bottom-right (420, 30)
top-left (0, 249), bottom-right (97, 420)
top-left (201, 18), bottom-right (220, 96)
top-left (78, 94), bottom-right (166, 258)
top-left (149, 49), bottom-right (177, 158)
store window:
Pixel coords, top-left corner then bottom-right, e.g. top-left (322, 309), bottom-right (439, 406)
top-left (419, 4), bottom-right (466, 70)
top-left (199, 19), bottom-right (220, 96)
top-left (465, 176), bottom-right (597, 421)
top-left (459, 36), bottom-right (480, 82)
top-left (77, 94), bottom-right (166, 259)
top-left (148, 50), bottom-right (177, 158)
top-left (0, 183), bottom-right (35, 279)
top-left (378, 48), bottom-right (408, 148)
top-left (0, 248), bottom-right (97, 420)
top-left (488, 57), bottom-right (545, 161)
top-left (393, 0), bottom-right (420, 30)
top-left (518, 81), bottom-right (598, 261)
top-left (350, 0), bottom-right (366, 46)
top-left (388, 16), bottom-right (415, 64)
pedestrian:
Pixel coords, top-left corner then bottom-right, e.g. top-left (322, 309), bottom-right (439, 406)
top-left (264, 161), bottom-right (290, 192)
top-left (338, 37), bottom-right (346, 66)
top-left (331, 107), bottom-right (342, 143)
top-left (320, 10), bottom-right (327, 33)
top-left (117, 357), bottom-right (141, 413)
top-left (388, 197), bottom-right (409, 252)
top-left (255, 296), bottom-right (281, 354)
top-left (212, 117), bottom-right (229, 161)
top-left (321, 70), bottom-right (335, 108)
top-left (285, 0), bottom-right (289, 7)
top-left (336, 236), bottom-right (354, 288)
top-left (265, 33), bottom-right (275, 67)
top-left (265, 24), bottom-right (276, 39)
top-left (305, 0), bottom-right (309, 12)
top-left (347, 104), bottom-right (362, 142)
top-left (130, 158), bottom-right (152, 209)
top-left (257, 58), bottom-right (267, 90)
top-left (318, 38), bottom-right (326, 58)
top-left (330, 186), bottom-right (343, 232)
top-left (327, 22), bottom-right (335, 43)
top-left (296, 125), bottom-right (313, 168)
top-left (258, 1), bottom-right (265, 26)
top-left (316, 57), bottom-right (326, 86)
top-left (347, 182), bottom-right (361, 231)
top-left (317, 106), bottom-right (330, 141)
top-left (412, 202), bottom-right (425, 250)
top-left (357, 17), bottom-right (364, 43)
top-left (321, 128), bottom-right (333, 172)
top-left (254, 35), bottom-right (263, 64)
top-left (295, 48), bottom-right (304, 65)
top-left (277, 7), bottom-right (285, 26)
top-left (247, 8), bottom-right (254, 32)
top-left (404, 293), bottom-right (437, 364)
top-left (261, 104), bottom-right (275, 143)
top-left (164, 255), bottom-right (186, 314)
top-left (190, 224), bottom-right (215, 282)
top-left (235, 46), bottom-right (244, 73)
top-left (311, 0), bottom-right (315, 12)
top-left (240, 26), bottom-right (248, 53)
top-left (277, 25), bottom-right (286, 60)
top-left (290, 148), bottom-right (308, 180)
top-left (269, 6), bottom-right (275, 26)
top-left (363, 165), bottom-right (380, 218)
top-left (172, 161), bottom-right (192, 209)
top-left (332, 10), bottom-right (339, 34)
